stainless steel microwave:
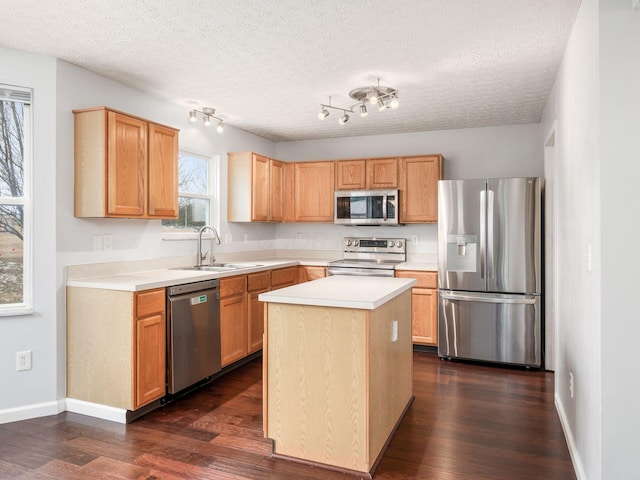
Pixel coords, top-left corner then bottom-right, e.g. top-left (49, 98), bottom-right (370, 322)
top-left (334, 189), bottom-right (400, 225)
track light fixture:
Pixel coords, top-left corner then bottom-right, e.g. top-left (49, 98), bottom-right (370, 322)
top-left (316, 78), bottom-right (399, 125)
top-left (188, 107), bottom-right (225, 133)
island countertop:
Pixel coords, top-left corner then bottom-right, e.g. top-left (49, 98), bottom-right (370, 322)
top-left (258, 275), bottom-right (415, 310)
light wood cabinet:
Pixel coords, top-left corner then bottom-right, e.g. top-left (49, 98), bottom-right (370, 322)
top-left (399, 155), bottom-right (443, 223)
top-left (298, 265), bottom-right (327, 283)
top-left (282, 162), bottom-right (296, 223)
top-left (367, 157), bottom-right (398, 188)
top-left (336, 160), bottom-right (366, 190)
top-left (228, 152), bottom-right (285, 222)
top-left (134, 289), bottom-right (166, 409)
top-left (220, 275), bottom-right (248, 367)
top-left (73, 107), bottom-right (178, 219)
top-left (294, 161), bottom-right (335, 222)
top-left (271, 266), bottom-right (299, 289)
top-left (395, 270), bottom-right (438, 345)
top-left (66, 286), bottom-right (166, 411)
top-left (247, 271), bottom-right (270, 354)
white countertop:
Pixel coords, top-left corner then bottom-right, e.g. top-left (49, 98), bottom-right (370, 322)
top-left (66, 260), bottom-right (301, 291)
top-left (259, 275), bottom-right (416, 310)
top-left (395, 261), bottom-right (438, 271)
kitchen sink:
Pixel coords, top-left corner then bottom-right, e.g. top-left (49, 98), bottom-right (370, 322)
top-left (214, 263), bottom-right (263, 269)
top-left (173, 263), bottom-right (264, 272)
top-left (173, 265), bottom-right (238, 272)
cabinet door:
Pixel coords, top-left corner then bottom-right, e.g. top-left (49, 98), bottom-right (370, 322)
top-left (367, 158), bottom-right (398, 188)
top-left (271, 266), bottom-right (299, 288)
top-left (252, 155), bottom-right (270, 221)
top-left (298, 266), bottom-right (327, 283)
top-left (411, 288), bottom-right (438, 345)
top-left (135, 313), bottom-right (166, 408)
top-left (107, 111), bottom-right (147, 216)
top-left (248, 289), bottom-right (268, 354)
top-left (294, 162), bottom-right (335, 222)
top-left (399, 155), bottom-right (442, 223)
top-left (147, 123), bottom-right (178, 218)
top-left (220, 293), bottom-right (248, 367)
top-left (336, 160), bottom-right (366, 190)
top-left (270, 159), bottom-right (284, 222)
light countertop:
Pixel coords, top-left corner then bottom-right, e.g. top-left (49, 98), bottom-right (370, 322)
top-left (259, 275), bottom-right (416, 310)
top-left (66, 260), bottom-right (302, 291)
top-left (395, 261), bottom-right (438, 271)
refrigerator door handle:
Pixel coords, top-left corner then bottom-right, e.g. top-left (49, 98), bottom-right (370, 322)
top-left (487, 189), bottom-right (495, 279)
top-left (440, 291), bottom-right (537, 305)
top-left (480, 190), bottom-right (486, 279)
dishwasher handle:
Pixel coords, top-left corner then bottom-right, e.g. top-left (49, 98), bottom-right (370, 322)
top-left (167, 279), bottom-right (219, 296)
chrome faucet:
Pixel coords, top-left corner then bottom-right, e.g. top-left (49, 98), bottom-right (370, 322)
top-left (197, 225), bottom-right (222, 266)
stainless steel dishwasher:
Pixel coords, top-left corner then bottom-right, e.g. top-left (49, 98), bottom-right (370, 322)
top-left (166, 279), bottom-right (221, 394)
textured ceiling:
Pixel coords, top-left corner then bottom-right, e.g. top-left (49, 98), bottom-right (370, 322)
top-left (0, 0), bottom-right (581, 142)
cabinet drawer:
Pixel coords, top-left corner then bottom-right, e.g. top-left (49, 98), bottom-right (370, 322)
top-left (247, 271), bottom-right (270, 292)
top-left (271, 266), bottom-right (298, 288)
top-left (221, 275), bottom-right (247, 298)
top-left (395, 270), bottom-right (437, 288)
top-left (136, 288), bottom-right (165, 317)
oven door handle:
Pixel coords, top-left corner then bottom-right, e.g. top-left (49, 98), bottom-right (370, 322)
top-left (327, 267), bottom-right (395, 277)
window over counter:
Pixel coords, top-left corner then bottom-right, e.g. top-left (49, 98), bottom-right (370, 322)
top-left (162, 151), bottom-right (219, 237)
top-left (0, 85), bottom-right (32, 315)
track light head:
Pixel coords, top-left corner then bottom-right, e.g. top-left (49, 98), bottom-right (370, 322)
top-left (360, 104), bottom-right (368, 117)
top-left (377, 98), bottom-right (386, 111)
top-left (189, 110), bottom-right (197, 122)
top-left (216, 121), bottom-right (224, 133)
top-left (203, 115), bottom-right (212, 126)
top-left (318, 107), bottom-right (329, 120)
top-left (339, 113), bottom-right (350, 124)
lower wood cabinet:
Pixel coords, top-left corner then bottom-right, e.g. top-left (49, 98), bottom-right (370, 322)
top-left (395, 270), bottom-right (438, 345)
top-left (271, 266), bottom-right (299, 289)
top-left (298, 265), bottom-right (327, 283)
top-left (247, 271), bottom-right (271, 354)
top-left (220, 275), bottom-right (248, 367)
top-left (66, 286), bottom-right (166, 411)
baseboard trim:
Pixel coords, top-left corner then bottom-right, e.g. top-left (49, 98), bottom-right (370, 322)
top-left (0, 399), bottom-right (65, 425)
top-left (555, 393), bottom-right (587, 480)
top-left (65, 398), bottom-right (127, 424)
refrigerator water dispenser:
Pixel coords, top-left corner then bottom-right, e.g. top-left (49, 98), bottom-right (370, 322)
top-left (446, 234), bottom-right (477, 272)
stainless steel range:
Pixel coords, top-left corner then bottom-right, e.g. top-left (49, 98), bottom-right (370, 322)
top-left (327, 237), bottom-right (406, 277)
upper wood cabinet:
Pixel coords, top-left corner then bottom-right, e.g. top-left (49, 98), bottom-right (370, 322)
top-left (335, 158), bottom-right (398, 190)
top-left (73, 107), bottom-right (178, 219)
top-left (399, 155), bottom-right (443, 223)
top-left (294, 161), bottom-right (335, 222)
top-left (336, 160), bottom-right (366, 190)
top-left (367, 157), bottom-right (398, 188)
top-left (228, 152), bottom-right (285, 222)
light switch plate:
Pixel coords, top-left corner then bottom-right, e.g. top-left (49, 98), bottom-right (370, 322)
top-left (391, 320), bottom-right (398, 342)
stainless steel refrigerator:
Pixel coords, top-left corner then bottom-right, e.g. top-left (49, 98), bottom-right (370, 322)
top-left (437, 177), bottom-right (542, 367)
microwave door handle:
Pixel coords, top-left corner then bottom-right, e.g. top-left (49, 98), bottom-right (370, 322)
top-left (382, 193), bottom-right (388, 221)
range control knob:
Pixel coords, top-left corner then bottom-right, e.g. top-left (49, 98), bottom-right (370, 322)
top-left (353, 240), bottom-right (359, 246)
top-left (346, 240), bottom-right (352, 246)
top-left (389, 241), bottom-right (395, 247)
top-left (397, 241), bottom-right (403, 248)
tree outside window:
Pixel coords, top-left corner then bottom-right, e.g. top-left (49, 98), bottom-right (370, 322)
top-left (0, 87), bottom-right (31, 310)
top-left (162, 152), bottom-right (214, 232)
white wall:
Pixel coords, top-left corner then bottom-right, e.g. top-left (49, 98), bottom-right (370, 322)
top-left (540, 0), bottom-right (601, 478)
top-left (599, 1), bottom-right (640, 478)
top-left (0, 48), bottom-right (59, 416)
top-left (274, 124), bottom-right (543, 258)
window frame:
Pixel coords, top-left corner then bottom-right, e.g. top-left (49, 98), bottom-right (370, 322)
top-left (161, 150), bottom-right (219, 240)
top-left (0, 85), bottom-right (33, 316)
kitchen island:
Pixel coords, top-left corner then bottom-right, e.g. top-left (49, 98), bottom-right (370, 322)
top-left (259, 275), bottom-right (415, 478)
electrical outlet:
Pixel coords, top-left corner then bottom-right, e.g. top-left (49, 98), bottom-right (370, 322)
top-left (16, 351), bottom-right (32, 371)
top-left (569, 371), bottom-right (574, 399)
top-left (103, 234), bottom-right (113, 251)
top-left (244, 233), bottom-right (249, 244)
top-left (411, 234), bottom-right (419, 245)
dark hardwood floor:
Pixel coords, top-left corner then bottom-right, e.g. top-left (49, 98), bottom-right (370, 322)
top-left (0, 352), bottom-right (576, 479)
